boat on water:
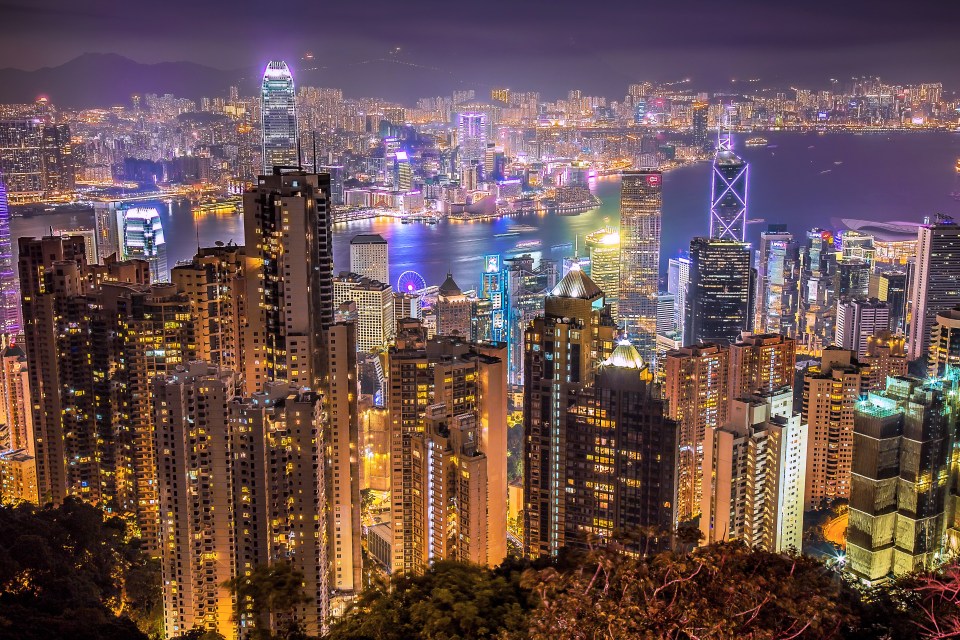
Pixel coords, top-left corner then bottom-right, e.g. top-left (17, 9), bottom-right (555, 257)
top-left (511, 225), bottom-right (538, 232)
top-left (745, 137), bottom-right (768, 147)
top-left (515, 239), bottom-right (542, 250)
top-left (834, 161), bottom-right (843, 165)
top-left (494, 231), bottom-right (520, 238)
top-left (955, 158), bottom-right (960, 173)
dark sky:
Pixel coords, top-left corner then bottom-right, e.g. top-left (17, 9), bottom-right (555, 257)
top-left (2, 0), bottom-right (960, 99)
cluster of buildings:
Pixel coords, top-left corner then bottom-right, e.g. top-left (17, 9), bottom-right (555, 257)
top-left (2, 60), bottom-right (960, 639)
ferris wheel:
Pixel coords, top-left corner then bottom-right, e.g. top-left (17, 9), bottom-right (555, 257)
top-left (397, 270), bottom-right (427, 294)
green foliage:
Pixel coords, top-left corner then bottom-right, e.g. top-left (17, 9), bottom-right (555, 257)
top-left (170, 629), bottom-right (227, 640)
top-left (0, 498), bottom-right (156, 640)
top-left (225, 562), bottom-right (308, 640)
top-left (324, 561), bottom-right (532, 640)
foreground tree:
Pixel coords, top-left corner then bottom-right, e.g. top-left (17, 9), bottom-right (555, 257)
top-left (0, 498), bottom-right (156, 640)
top-left (518, 541), bottom-right (857, 639)
top-left (225, 563), bottom-right (309, 640)
top-left (324, 560), bottom-right (531, 640)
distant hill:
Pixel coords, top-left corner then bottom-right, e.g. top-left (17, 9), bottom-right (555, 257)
top-left (0, 53), bottom-right (245, 108)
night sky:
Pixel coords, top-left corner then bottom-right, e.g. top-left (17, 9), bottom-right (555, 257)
top-left (1, 0), bottom-right (959, 99)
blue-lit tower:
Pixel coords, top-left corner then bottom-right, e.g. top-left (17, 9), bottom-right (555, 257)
top-left (261, 60), bottom-right (299, 173)
top-left (709, 132), bottom-right (748, 242)
top-left (0, 173), bottom-right (18, 334)
top-left (480, 255), bottom-right (507, 343)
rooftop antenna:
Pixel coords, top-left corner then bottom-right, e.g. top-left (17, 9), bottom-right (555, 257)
top-left (296, 138), bottom-right (303, 170)
top-left (196, 223), bottom-right (201, 255)
top-left (574, 235), bottom-right (579, 259)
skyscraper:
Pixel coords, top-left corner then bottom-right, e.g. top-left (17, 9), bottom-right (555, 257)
top-left (585, 226), bottom-right (620, 321)
top-left (619, 170), bottom-right (662, 362)
top-left (436, 272), bottom-right (471, 337)
top-left (929, 306), bottom-right (960, 377)
top-left (119, 206), bottom-right (168, 282)
top-left (260, 61), bottom-right (299, 173)
top-left (728, 332), bottom-right (797, 399)
top-left (685, 237), bottom-right (753, 345)
top-left (755, 228), bottom-right (796, 335)
top-left (349, 233), bottom-right (389, 285)
top-left (332, 272), bottom-right (395, 351)
top-left (524, 265), bottom-right (616, 557)
top-left (691, 101), bottom-right (709, 150)
top-left (243, 169), bottom-right (333, 394)
top-left (709, 141), bottom-right (748, 242)
top-left (835, 298), bottom-right (890, 359)
top-left (0, 174), bottom-right (18, 334)
top-left (667, 256), bottom-right (690, 338)
top-left (908, 215), bottom-right (960, 360)
top-left (457, 112), bottom-right (487, 170)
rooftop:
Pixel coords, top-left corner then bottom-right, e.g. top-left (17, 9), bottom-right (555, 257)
top-left (549, 262), bottom-right (603, 300)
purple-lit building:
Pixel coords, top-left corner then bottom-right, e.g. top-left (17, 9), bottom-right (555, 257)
top-left (0, 174), bottom-right (19, 334)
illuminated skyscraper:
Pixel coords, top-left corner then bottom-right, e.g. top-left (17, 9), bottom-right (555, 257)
top-left (480, 255), bottom-right (507, 343)
top-left (667, 256), bottom-right (690, 338)
top-left (691, 101), bottom-right (708, 150)
top-left (457, 112), bottom-right (487, 171)
top-left (119, 206), bottom-right (168, 282)
top-left (349, 233), bottom-right (389, 286)
top-left (709, 140), bottom-right (748, 242)
top-left (0, 174), bottom-right (18, 334)
top-left (908, 215), bottom-right (960, 360)
top-left (685, 237), bottom-right (753, 345)
top-left (619, 170), bottom-right (662, 363)
top-left (585, 226), bottom-right (620, 321)
top-left (260, 61), bottom-right (299, 173)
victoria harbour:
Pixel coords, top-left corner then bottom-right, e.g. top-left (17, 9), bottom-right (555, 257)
top-left (12, 131), bottom-right (960, 288)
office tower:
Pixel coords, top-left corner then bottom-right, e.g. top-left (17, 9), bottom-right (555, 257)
top-left (701, 388), bottom-right (807, 552)
top-left (710, 141), bottom-right (748, 241)
top-left (261, 61), bottom-right (299, 173)
top-left (523, 265), bottom-right (617, 557)
top-left (0, 338), bottom-right (37, 504)
top-left (565, 341), bottom-right (678, 550)
top-left (333, 272), bottom-right (396, 352)
top-left (410, 406), bottom-right (490, 564)
top-left (667, 256), bottom-right (690, 338)
top-left (657, 293), bottom-right (675, 335)
top-left (155, 365), bottom-right (238, 640)
top-left (326, 321), bottom-right (362, 611)
top-left (619, 170), bottom-right (662, 362)
top-left (457, 112), bottom-right (487, 169)
top-left (585, 227), bottom-right (620, 321)
top-left (798, 229), bottom-right (839, 353)
top-left (691, 101), bottom-right (708, 150)
top-left (0, 175), bottom-right (18, 334)
top-left (40, 123), bottom-right (74, 194)
top-left (663, 344), bottom-right (730, 523)
top-left (18, 235), bottom-right (89, 504)
top-left (349, 233), bottom-right (389, 285)
top-left (835, 298), bottom-right (890, 359)
top-left (436, 272), bottom-right (471, 337)
top-left (876, 271), bottom-right (908, 335)
top-left (803, 348), bottom-right (869, 509)
top-left (846, 375), bottom-right (956, 584)
top-left (360, 397), bottom-right (390, 491)
top-left (685, 237), bottom-right (753, 345)
top-left (728, 332), bottom-right (796, 399)
top-left (504, 255), bottom-right (558, 386)
top-left (862, 331), bottom-right (908, 389)
top-left (243, 169), bottom-right (333, 394)
top-left (170, 244), bottom-right (246, 373)
top-left (0, 120), bottom-right (43, 201)
top-left (840, 231), bottom-right (875, 264)
top-left (480, 254), bottom-right (507, 343)
top-left (756, 229), bottom-right (798, 335)
top-left (319, 165), bottom-right (345, 205)
top-left (835, 259), bottom-right (870, 299)
top-left (119, 206), bottom-right (168, 282)
top-left (394, 291), bottom-right (421, 322)
top-left (52, 227), bottom-right (97, 265)
top-left (909, 215), bottom-right (960, 359)
top-left (929, 306), bottom-right (960, 377)
top-left (386, 321), bottom-right (507, 573)
top-left (395, 151), bottom-right (413, 191)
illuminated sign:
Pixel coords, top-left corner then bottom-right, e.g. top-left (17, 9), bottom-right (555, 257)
top-left (647, 174), bottom-right (661, 186)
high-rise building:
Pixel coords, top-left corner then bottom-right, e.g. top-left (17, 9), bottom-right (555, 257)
top-left (0, 338), bottom-right (36, 504)
top-left (803, 348), bottom-right (869, 509)
top-left (119, 206), bottom-right (168, 282)
top-left (929, 306), bottom-right (960, 377)
top-left (523, 265), bottom-right (617, 557)
top-left (835, 258), bottom-right (870, 300)
top-left (386, 321), bottom-right (507, 573)
top-left (333, 272), bottom-right (396, 352)
top-left (685, 237), bottom-right (753, 346)
top-left (709, 142), bottom-right (748, 242)
top-left (691, 101), bottom-right (709, 150)
top-left (243, 169), bottom-right (333, 394)
top-left (40, 123), bottom-right (74, 195)
top-left (876, 271), bottom-right (908, 335)
top-left (908, 215), bottom-right (960, 360)
top-left (564, 341), bottom-right (678, 550)
top-left (0, 174), bottom-right (18, 334)
top-left (728, 332), bottom-right (796, 400)
top-left (618, 170), bottom-right (662, 363)
top-left (457, 112), bottom-right (487, 170)
top-left (667, 256), bottom-right (690, 338)
top-left (585, 227), bottom-right (620, 321)
top-left (846, 375), bottom-right (957, 584)
top-left (349, 233), bottom-right (389, 285)
top-left (261, 61), bottom-right (299, 173)
top-left (170, 244), bottom-right (246, 374)
top-left (656, 293), bottom-right (675, 335)
top-left (504, 255), bottom-right (558, 386)
top-left (0, 120), bottom-right (43, 202)
top-left (835, 298), bottom-right (890, 359)
top-left (862, 331), bottom-right (908, 389)
top-left (756, 228), bottom-right (797, 335)
top-left (701, 388), bottom-right (807, 553)
top-left (325, 321), bottom-right (362, 611)
top-left (663, 343), bottom-right (730, 523)
top-left (436, 272), bottom-right (472, 338)
top-left (479, 254), bottom-right (507, 343)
